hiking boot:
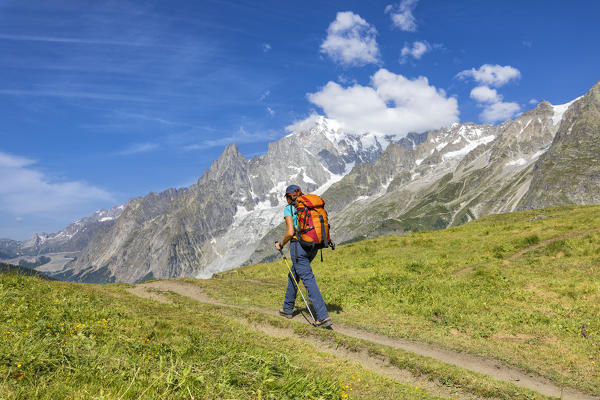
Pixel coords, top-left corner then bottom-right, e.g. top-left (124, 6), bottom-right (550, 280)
top-left (279, 309), bottom-right (294, 319)
top-left (314, 317), bottom-right (332, 329)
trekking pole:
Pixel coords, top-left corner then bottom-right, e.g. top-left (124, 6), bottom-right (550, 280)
top-left (276, 244), bottom-right (316, 324)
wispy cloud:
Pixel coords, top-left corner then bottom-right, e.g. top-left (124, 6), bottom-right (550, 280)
top-left (0, 89), bottom-right (155, 102)
top-left (115, 143), bottom-right (159, 156)
top-left (262, 43), bottom-right (272, 52)
top-left (181, 126), bottom-right (278, 151)
top-left (259, 90), bottom-right (270, 100)
top-left (0, 33), bottom-right (175, 48)
top-left (0, 150), bottom-right (114, 215)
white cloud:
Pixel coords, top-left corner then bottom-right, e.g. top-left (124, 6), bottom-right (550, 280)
top-left (456, 64), bottom-right (521, 87)
top-left (529, 98), bottom-right (539, 105)
top-left (266, 106), bottom-right (275, 116)
top-left (480, 101), bottom-right (521, 123)
top-left (470, 85), bottom-right (502, 103)
top-left (262, 43), bottom-right (272, 52)
top-left (287, 113), bottom-right (321, 133)
top-left (385, 0), bottom-right (419, 32)
top-left (464, 83), bottom-right (521, 124)
top-left (400, 40), bottom-right (430, 63)
top-left (320, 11), bottom-right (380, 66)
top-left (288, 68), bottom-right (459, 136)
top-left (0, 151), bottom-right (114, 215)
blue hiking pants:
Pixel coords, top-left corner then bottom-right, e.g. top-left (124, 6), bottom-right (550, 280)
top-left (283, 241), bottom-right (330, 321)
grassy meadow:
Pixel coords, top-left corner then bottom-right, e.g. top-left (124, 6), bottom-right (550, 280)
top-left (198, 205), bottom-right (600, 395)
top-left (1, 204), bottom-right (599, 399)
top-left (1, 270), bottom-right (460, 399)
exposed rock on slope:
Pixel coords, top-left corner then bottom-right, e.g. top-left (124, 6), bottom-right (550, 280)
top-left (14, 83), bottom-right (599, 283)
top-left (520, 81), bottom-right (600, 208)
top-left (64, 118), bottom-right (412, 282)
top-left (321, 99), bottom-right (572, 243)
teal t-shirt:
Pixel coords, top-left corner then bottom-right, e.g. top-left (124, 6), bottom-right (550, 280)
top-left (284, 204), bottom-right (298, 230)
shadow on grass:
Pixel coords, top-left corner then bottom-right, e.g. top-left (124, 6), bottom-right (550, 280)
top-left (325, 303), bottom-right (344, 314)
top-left (296, 302), bottom-right (343, 318)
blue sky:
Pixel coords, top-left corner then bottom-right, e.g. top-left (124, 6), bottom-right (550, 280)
top-left (1, 0), bottom-right (599, 240)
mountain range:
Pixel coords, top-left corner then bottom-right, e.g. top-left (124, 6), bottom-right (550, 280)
top-left (2, 81), bottom-right (598, 283)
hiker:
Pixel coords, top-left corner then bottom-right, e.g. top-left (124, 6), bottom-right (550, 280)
top-left (275, 185), bottom-right (332, 328)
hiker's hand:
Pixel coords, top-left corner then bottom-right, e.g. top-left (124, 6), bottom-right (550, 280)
top-left (275, 241), bottom-right (282, 251)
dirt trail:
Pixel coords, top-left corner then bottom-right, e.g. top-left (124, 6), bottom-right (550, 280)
top-left (453, 227), bottom-right (600, 276)
top-left (508, 227), bottom-right (600, 260)
top-left (127, 280), bottom-right (599, 400)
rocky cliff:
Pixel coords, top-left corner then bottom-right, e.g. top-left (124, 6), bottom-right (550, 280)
top-left (520, 81), bottom-right (600, 208)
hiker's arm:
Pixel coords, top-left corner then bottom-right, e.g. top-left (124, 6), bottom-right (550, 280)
top-left (275, 216), bottom-right (295, 250)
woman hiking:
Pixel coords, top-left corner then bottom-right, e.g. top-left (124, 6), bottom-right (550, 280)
top-left (275, 185), bottom-right (332, 328)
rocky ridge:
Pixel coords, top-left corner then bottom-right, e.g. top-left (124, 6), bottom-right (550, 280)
top-left (317, 96), bottom-right (581, 243)
top-left (61, 117), bottom-right (415, 282)
top-left (520, 82), bottom-right (600, 208)
top-left (6, 82), bottom-right (599, 283)
top-left (248, 85), bottom-right (597, 260)
top-left (0, 204), bottom-right (127, 260)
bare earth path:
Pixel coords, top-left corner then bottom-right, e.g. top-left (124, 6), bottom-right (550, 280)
top-left (127, 280), bottom-right (599, 400)
top-left (453, 227), bottom-right (600, 276)
top-left (507, 227), bottom-right (600, 260)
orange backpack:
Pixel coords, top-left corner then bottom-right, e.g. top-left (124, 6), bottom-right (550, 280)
top-left (295, 194), bottom-right (334, 251)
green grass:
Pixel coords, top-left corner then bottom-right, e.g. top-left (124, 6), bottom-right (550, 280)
top-left (0, 273), bottom-right (447, 399)
top-left (3, 204), bottom-right (599, 398)
top-left (198, 205), bottom-right (600, 396)
top-left (169, 291), bottom-right (551, 400)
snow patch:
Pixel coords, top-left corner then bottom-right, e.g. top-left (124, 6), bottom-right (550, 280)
top-left (530, 149), bottom-right (546, 160)
top-left (518, 119), bottom-right (532, 135)
top-left (302, 171), bottom-right (316, 185)
top-left (99, 217), bottom-right (114, 222)
top-left (314, 170), bottom-right (346, 195)
top-left (436, 142), bottom-right (448, 151)
top-left (506, 158), bottom-right (527, 167)
top-left (443, 135), bottom-right (495, 160)
top-left (551, 97), bottom-right (581, 126)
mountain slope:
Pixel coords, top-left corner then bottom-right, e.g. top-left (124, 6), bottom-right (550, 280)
top-left (65, 118), bottom-right (413, 282)
top-left (519, 81), bottom-right (600, 208)
top-left (12, 82), bottom-right (599, 283)
top-left (317, 96), bottom-right (582, 243)
top-left (0, 204), bottom-right (126, 260)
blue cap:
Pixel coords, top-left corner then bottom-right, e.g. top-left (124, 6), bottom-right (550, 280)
top-left (284, 184), bottom-right (301, 196)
